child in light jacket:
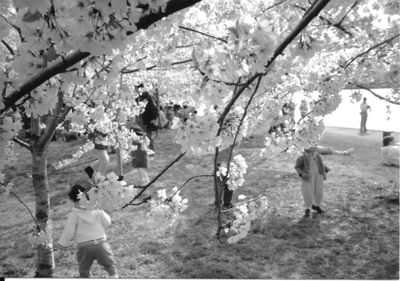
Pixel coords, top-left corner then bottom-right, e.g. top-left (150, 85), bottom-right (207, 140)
top-left (55, 183), bottom-right (118, 278)
top-left (295, 146), bottom-right (331, 217)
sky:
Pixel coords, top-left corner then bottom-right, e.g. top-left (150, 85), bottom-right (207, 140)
top-left (323, 89), bottom-right (400, 132)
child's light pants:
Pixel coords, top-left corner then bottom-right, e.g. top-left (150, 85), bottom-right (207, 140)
top-left (137, 168), bottom-right (149, 186)
top-left (92, 148), bottom-right (110, 175)
top-left (301, 158), bottom-right (324, 209)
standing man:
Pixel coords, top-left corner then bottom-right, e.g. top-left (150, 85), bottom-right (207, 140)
top-left (359, 97), bottom-right (371, 135)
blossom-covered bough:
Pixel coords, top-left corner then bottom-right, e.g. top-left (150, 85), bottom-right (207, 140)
top-left (1, 0), bottom-right (399, 277)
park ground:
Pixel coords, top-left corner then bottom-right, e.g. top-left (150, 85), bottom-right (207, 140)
top-left (0, 126), bottom-right (399, 278)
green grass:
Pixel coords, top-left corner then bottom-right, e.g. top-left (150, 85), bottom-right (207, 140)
top-left (1, 127), bottom-right (399, 278)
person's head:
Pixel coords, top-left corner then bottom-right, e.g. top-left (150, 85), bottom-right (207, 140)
top-left (304, 146), bottom-right (317, 154)
top-left (140, 91), bottom-right (153, 101)
top-left (363, 97), bottom-right (367, 102)
top-left (68, 183), bottom-right (88, 202)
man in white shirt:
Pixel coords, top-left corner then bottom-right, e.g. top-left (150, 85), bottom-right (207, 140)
top-left (359, 97), bottom-right (371, 135)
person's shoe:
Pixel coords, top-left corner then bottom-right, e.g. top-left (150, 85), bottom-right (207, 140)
top-left (304, 209), bottom-right (311, 217)
top-left (312, 205), bottom-right (324, 214)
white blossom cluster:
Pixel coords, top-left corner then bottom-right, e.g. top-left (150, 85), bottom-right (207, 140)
top-left (53, 141), bottom-right (94, 170)
top-left (78, 172), bottom-right (137, 211)
top-left (217, 154), bottom-right (248, 191)
top-left (147, 187), bottom-right (188, 227)
top-left (226, 195), bottom-right (268, 244)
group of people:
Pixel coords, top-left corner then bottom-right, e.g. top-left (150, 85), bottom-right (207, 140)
top-left (54, 93), bottom-right (398, 278)
top-left (54, 92), bottom-right (159, 278)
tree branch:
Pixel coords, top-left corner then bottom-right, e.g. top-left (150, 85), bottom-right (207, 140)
top-left (0, 15), bottom-right (24, 42)
top-left (343, 34), bottom-right (400, 69)
top-left (10, 190), bottom-right (41, 230)
top-left (178, 25), bottom-right (227, 43)
top-left (12, 137), bottom-right (32, 151)
top-left (1, 40), bottom-right (14, 55)
top-left (1, 50), bottom-right (90, 116)
top-left (337, 0), bottom-right (360, 26)
top-left (121, 58), bottom-right (193, 74)
top-left (348, 82), bottom-right (400, 105)
top-left (218, 0), bottom-right (332, 125)
top-left (121, 152), bottom-right (186, 209)
top-left (169, 174), bottom-right (214, 199)
top-left (227, 76), bottom-right (262, 170)
top-left (1, 0), bottom-right (203, 115)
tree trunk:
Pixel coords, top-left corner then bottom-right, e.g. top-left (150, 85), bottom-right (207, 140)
top-left (31, 117), bottom-right (55, 277)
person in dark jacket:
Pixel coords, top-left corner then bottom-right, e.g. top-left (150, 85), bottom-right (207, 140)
top-left (295, 146), bottom-right (331, 217)
top-left (137, 91), bottom-right (158, 150)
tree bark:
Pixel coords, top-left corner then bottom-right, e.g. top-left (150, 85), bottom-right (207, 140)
top-left (31, 117), bottom-right (55, 277)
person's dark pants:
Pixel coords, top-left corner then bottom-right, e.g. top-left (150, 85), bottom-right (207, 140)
top-left (360, 112), bottom-right (368, 132)
top-left (77, 242), bottom-right (117, 278)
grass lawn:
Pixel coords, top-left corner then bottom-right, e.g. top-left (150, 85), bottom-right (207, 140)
top-left (0, 126), bottom-right (399, 278)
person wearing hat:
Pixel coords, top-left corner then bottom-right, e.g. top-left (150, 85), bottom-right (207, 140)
top-left (54, 182), bottom-right (118, 278)
top-left (295, 146), bottom-right (331, 217)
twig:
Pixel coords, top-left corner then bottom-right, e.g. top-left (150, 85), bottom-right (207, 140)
top-left (343, 34), bottom-right (400, 69)
top-left (169, 174), bottom-right (214, 199)
top-left (337, 0), bottom-right (360, 26)
top-left (348, 82), bottom-right (400, 105)
top-left (178, 25), bottom-right (228, 43)
top-left (220, 195), bottom-right (264, 213)
top-left (9, 190), bottom-right (41, 229)
top-left (227, 76), bottom-right (262, 171)
top-left (121, 59), bottom-right (193, 74)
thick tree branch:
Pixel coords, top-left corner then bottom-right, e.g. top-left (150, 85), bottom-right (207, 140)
top-left (1, 0), bottom-right (203, 115)
top-left (1, 50), bottom-right (90, 116)
top-left (1, 40), bottom-right (14, 55)
top-left (12, 137), bottom-right (32, 151)
top-left (218, 0), bottom-right (332, 125)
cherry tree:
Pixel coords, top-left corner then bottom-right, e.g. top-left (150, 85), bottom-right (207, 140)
top-left (0, 0), bottom-right (399, 277)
